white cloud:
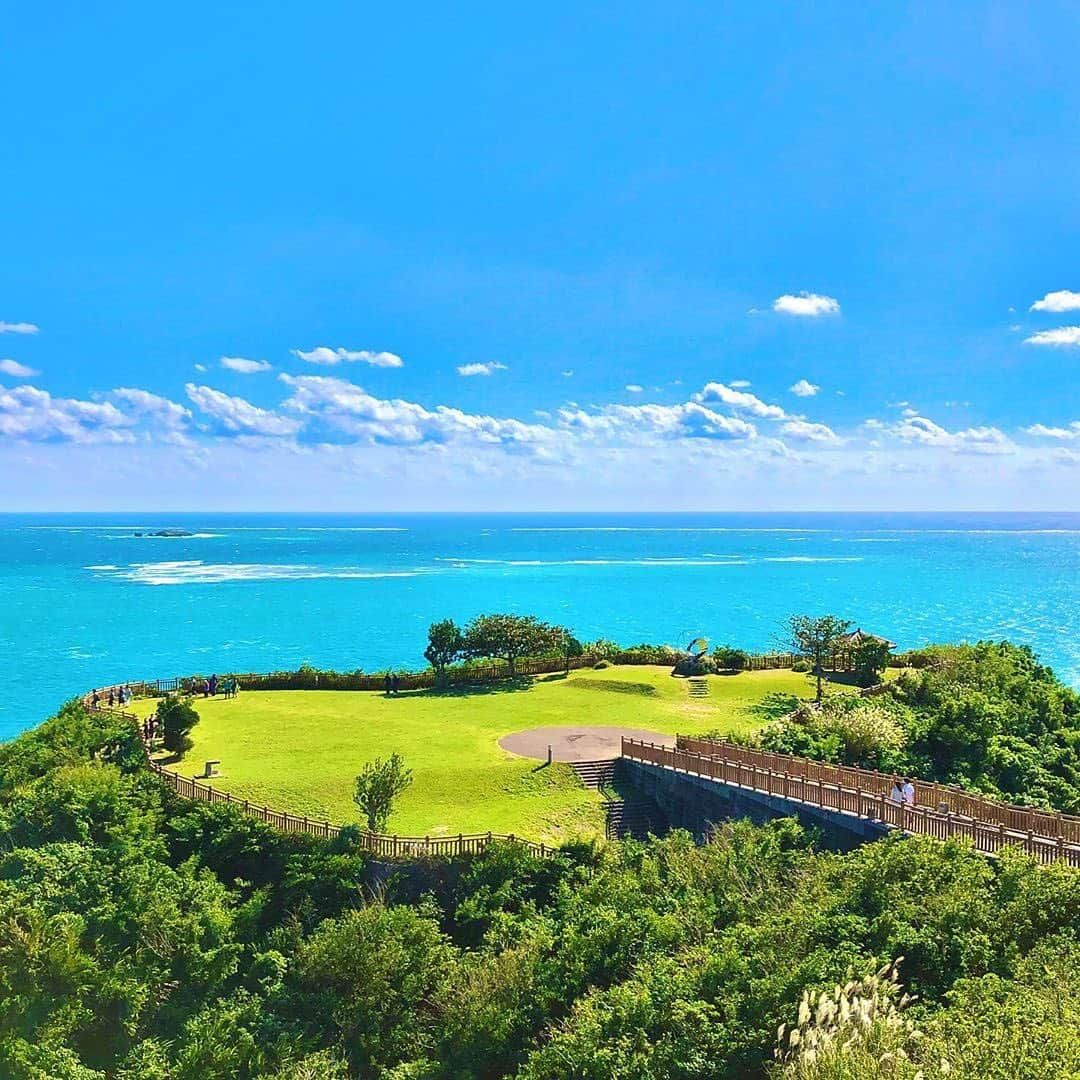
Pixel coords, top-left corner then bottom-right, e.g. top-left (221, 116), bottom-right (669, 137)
top-left (772, 292), bottom-right (840, 317)
top-left (895, 415), bottom-right (1013, 455)
top-left (1023, 422), bottom-right (1080, 440)
top-left (0, 322), bottom-right (39, 335)
top-left (695, 381), bottom-right (786, 419)
top-left (558, 401), bottom-right (756, 443)
top-left (279, 374), bottom-right (556, 452)
top-left (789, 378), bottom-right (820, 397)
top-left (292, 346), bottom-right (404, 368)
top-left (1030, 290), bottom-right (1080, 313)
top-left (185, 384), bottom-right (301, 437)
top-left (0, 359), bottom-right (38, 378)
top-left (0, 384), bottom-right (133, 443)
top-left (194, 363), bottom-right (208, 373)
top-left (456, 361), bottom-right (508, 377)
top-left (562, 369), bottom-right (574, 378)
top-left (625, 384), bottom-right (644, 393)
top-left (221, 356), bottom-right (272, 374)
top-left (729, 379), bottom-right (752, 388)
top-left (781, 418), bottom-right (840, 443)
top-left (112, 387), bottom-right (192, 430)
top-left (1024, 326), bottom-right (1080, 347)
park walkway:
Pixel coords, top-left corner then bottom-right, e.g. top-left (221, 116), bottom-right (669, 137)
top-left (622, 736), bottom-right (1080, 866)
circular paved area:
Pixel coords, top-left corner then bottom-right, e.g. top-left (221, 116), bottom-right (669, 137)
top-left (499, 725), bottom-right (675, 762)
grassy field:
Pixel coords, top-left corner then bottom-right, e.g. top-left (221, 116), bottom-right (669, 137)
top-left (136, 665), bottom-right (828, 842)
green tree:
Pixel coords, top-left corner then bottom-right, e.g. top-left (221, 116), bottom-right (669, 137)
top-left (556, 631), bottom-right (585, 674)
top-left (353, 753), bottom-right (413, 833)
top-left (463, 613), bottom-right (561, 675)
top-left (852, 639), bottom-right (892, 687)
top-left (156, 696), bottom-right (199, 756)
top-left (782, 614), bottom-right (852, 702)
top-left (424, 619), bottom-right (464, 686)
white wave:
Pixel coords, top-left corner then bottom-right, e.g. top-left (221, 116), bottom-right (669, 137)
top-left (437, 556), bottom-right (750, 568)
top-left (85, 564), bottom-right (119, 570)
top-left (94, 560), bottom-right (434, 586)
top-left (509, 526), bottom-right (828, 533)
top-left (763, 556), bottom-right (863, 564)
top-left (834, 537), bottom-right (901, 543)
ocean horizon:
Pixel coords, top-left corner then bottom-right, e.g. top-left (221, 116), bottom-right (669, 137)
top-left (3, 509), bottom-right (1080, 741)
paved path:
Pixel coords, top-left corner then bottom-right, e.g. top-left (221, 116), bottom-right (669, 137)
top-left (499, 725), bottom-right (673, 762)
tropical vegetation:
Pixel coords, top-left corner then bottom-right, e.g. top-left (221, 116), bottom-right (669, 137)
top-left (1, 696), bottom-right (1079, 1078)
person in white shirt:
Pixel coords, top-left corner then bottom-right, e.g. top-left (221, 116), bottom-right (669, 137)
top-left (902, 778), bottom-right (916, 806)
top-left (888, 779), bottom-right (904, 804)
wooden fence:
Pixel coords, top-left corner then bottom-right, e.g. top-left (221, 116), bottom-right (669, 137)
top-left (97, 703), bottom-right (550, 859)
top-left (123, 651), bottom-right (808, 698)
top-left (625, 737), bottom-right (1080, 866)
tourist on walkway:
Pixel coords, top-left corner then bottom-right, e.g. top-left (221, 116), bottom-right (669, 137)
top-left (209, 673), bottom-right (218, 696)
top-left (888, 778), bottom-right (904, 805)
top-left (108, 688), bottom-right (115, 708)
top-left (202, 678), bottom-right (210, 698)
top-left (385, 672), bottom-right (392, 696)
top-left (392, 672), bottom-right (401, 696)
top-left (902, 778), bottom-right (916, 806)
top-left (92, 689), bottom-right (100, 708)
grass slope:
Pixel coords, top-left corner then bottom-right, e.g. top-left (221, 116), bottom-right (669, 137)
top-left (139, 665), bottom-right (822, 842)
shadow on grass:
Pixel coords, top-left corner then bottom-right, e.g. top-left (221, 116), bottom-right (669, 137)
top-left (747, 691), bottom-right (802, 722)
top-left (397, 676), bottom-right (536, 700)
top-left (820, 670), bottom-right (866, 688)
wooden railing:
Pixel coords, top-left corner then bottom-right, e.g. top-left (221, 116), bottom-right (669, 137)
top-left (675, 735), bottom-right (1080, 845)
top-left (624, 738), bottom-right (1080, 866)
top-left (96, 701), bottom-right (551, 859)
top-left (119, 651), bottom-right (810, 698)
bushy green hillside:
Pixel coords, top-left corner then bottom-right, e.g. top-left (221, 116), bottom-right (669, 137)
top-left (1, 690), bottom-right (1079, 1078)
top-left (753, 641), bottom-right (1080, 811)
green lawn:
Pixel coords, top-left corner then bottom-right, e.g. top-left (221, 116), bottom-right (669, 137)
top-left (137, 665), bottom-right (826, 842)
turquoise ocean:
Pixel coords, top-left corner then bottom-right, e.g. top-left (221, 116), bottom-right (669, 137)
top-left (2, 511), bottom-right (1079, 741)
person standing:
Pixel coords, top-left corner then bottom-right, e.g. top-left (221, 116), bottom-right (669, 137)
top-left (888, 778), bottom-right (904, 805)
top-left (902, 778), bottom-right (916, 806)
top-left (384, 672), bottom-right (392, 696)
top-left (392, 672), bottom-right (400, 696)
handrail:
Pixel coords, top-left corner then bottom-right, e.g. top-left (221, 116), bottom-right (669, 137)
top-left (93, 699), bottom-right (550, 858)
top-left (624, 738), bottom-right (1080, 867)
top-left (675, 734), bottom-right (1080, 845)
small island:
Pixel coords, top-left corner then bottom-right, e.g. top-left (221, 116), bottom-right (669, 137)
top-left (132, 528), bottom-right (195, 538)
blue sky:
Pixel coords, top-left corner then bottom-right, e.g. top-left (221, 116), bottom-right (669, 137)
top-left (3, 2), bottom-right (1080, 509)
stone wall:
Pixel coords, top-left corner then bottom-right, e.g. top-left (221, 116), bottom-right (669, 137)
top-left (621, 759), bottom-right (891, 852)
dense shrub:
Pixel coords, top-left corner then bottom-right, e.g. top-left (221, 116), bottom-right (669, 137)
top-left (713, 645), bottom-right (749, 670)
top-left (157, 695), bottom-right (200, 756)
top-left (673, 652), bottom-right (719, 676)
top-left (755, 641), bottom-right (1080, 812)
top-left (3, 670), bottom-right (1080, 1077)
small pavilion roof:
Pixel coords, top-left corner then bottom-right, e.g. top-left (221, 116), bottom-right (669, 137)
top-left (840, 628), bottom-right (897, 649)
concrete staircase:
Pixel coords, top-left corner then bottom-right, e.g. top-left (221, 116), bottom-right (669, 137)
top-left (569, 759), bottom-right (619, 788)
top-left (604, 795), bottom-right (662, 840)
top-left (688, 677), bottom-right (710, 699)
